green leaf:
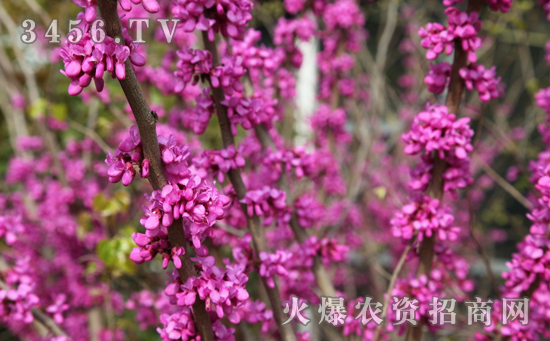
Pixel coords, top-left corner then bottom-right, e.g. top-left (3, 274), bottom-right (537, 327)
top-left (76, 212), bottom-right (92, 241)
top-left (96, 237), bottom-right (136, 275)
top-left (28, 98), bottom-right (48, 119)
top-left (113, 190), bottom-right (131, 213)
top-left (50, 103), bottom-right (68, 121)
top-left (92, 190), bottom-right (130, 217)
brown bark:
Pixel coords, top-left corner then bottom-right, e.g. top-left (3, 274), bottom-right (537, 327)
top-left (406, 1), bottom-right (484, 340)
top-left (96, 1), bottom-right (214, 340)
top-left (201, 32), bottom-right (297, 341)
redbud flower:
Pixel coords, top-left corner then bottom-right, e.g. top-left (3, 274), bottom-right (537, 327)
top-left (535, 87), bottom-right (550, 114)
top-left (402, 103), bottom-right (474, 160)
top-left (390, 196), bottom-right (461, 242)
top-left (459, 64), bottom-right (501, 102)
top-left (486, 0), bottom-right (514, 13)
top-left (72, 0), bottom-right (98, 22)
top-left (46, 294), bottom-right (69, 324)
top-left (446, 7), bottom-right (482, 63)
top-left (283, 0), bottom-right (307, 14)
top-left (259, 250), bottom-right (292, 288)
top-left (172, 0), bottom-right (253, 41)
top-left (241, 186), bottom-right (288, 226)
top-left (60, 13), bottom-right (145, 96)
top-left (425, 62), bottom-right (452, 94)
top-left (418, 22), bottom-right (455, 60)
top-left (174, 48), bottom-right (213, 92)
top-left (119, 0), bottom-right (160, 13)
top-left (323, 0), bottom-right (365, 30)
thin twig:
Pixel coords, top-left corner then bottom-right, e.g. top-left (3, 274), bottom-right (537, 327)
top-left (473, 153), bottom-right (532, 210)
top-left (372, 239), bottom-right (414, 341)
top-left (0, 279), bottom-right (71, 339)
top-left (467, 191), bottom-right (502, 298)
top-left (69, 120), bottom-right (111, 154)
top-left (0, 2), bottom-right (68, 187)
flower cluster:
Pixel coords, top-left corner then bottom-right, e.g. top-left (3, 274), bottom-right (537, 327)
top-left (294, 195), bottom-right (324, 228)
top-left (535, 87), bottom-right (550, 114)
top-left (403, 104), bottom-right (473, 160)
top-left (0, 258), bottom-right (40, 325)
top-left (158, 135), bottom-right (192, 183)
top-left (158, 310), bottom-right (234, 341)
top-left (46, 294), bottom-right (70, 324)
top-left (210, 56), bottom-right (246, 95)
top-left (165, 257), bottom-right (249, 323)
top-left (419, 8), bottom-right (481, 63)
top-left (402, 104), bottom-right (474, 195)
top-left (322, 0), bottom-right (365, 30)
top-left (174, 48), bottom-right (213, 91)
top-left (72, 0), bottom-right (98, 22)
top-left (273, 17), bottom-right (317, 68)
top-left (445, 7), bottom-right (482, 63)
top-left (390, 196), bottom-right (460, 242)
top-left (259, 250), bottom-right (292, 288)
top-left (60, 13), bottom-right (146, 95)
top-left (119, 0), bottom-right (160, 13)
top-left (424, 62), bottom-right (451, 94)
top-left (105, 126), bottom-right (149, 186)
top-left (194, 145), bottom-right (245, 183)
top-left (418, 22), bottom-right (455, 60)
top-left (241, 186), bottom-right (287, 226)
top-left (180, 89), bottom-right (216, 135)
top-left (171, 0), bottom-right (253, 41)
top-left (311, 105), bottom-right (352, 145)
top-left (459, 64), bottom-right (501, 102)
top-left (231, 29), bottom-right (285, 78)
top-left (221, 96), bottom-right (278, 135)
top-left (139, 177), bottom-right (230, 250)
top-left (261, 147), bottom-right (314, 181)
top-left (304, 236), bottom-right (349, 265)
top-left (0, 214), bottom-right (24, 245)
top-left (130, 229), bottom-right (186, 270)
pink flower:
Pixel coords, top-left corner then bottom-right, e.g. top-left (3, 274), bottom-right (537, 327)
top-left (241, 186), bottom-right (288, 226)
top-left (46, 294), bottom-right (69, 324)
top-left (485, 0), bottom-right (514, 13)
top-left (459, 64), bottom-right (501, 102)
top-left (259, 250), bottom-right (292, 288)
top-left (174, 48), bottom-right (213, 92)
top-left (403, 103), bottom-right (474, 160)
top-left (425, 62), bottom-right (452, 94)
top-left (172, 0), bottom-right (253, 41)
top-left (390, 196), bottom-right (461, 242)
top-left (446, 7), bottom-right (482, 63)
top-left (60, 13), bottom-right (145, 95)
top-left (418, 22), bottom-right (455, 60)
top-left (119, 0), bottom-right (160, 13)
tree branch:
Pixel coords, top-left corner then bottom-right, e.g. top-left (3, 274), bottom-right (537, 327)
top-left (407, 1), bottom-right (484, 340)
top-left (201, 31), bottom-right (296, 341)
top-left (373, 239), bottom-right (414, 341)
top-left (95, 1), bottom-right (214, 340)
top-left (0, 279), bottom-right (71, 339)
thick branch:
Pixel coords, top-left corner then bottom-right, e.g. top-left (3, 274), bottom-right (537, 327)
top-left (95, 1), bottom-right (214, 340)
top-left (407, 1), bottom-right (484, 340)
